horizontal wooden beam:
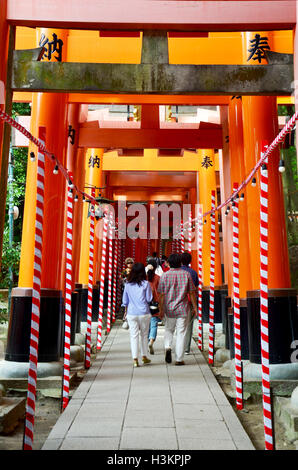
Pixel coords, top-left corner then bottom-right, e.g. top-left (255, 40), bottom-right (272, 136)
top-left (12, 53), bottom-right (294, 96)
top-left (7, 0), bottom-right (296, 31)
top-left (68, 94), bottom-right (231, 106)
top-left (103, 152), bottom-right (204, 172)
top-left (79, 128), bottom-right (223, 149)
top-left (109, 172), bottom-right (196, 188)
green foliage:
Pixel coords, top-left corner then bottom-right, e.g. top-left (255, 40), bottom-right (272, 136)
top-left (0, 308), bottom-right (8, 324)
top-left (11, 102), bottom-right (31, 119)
top-left (281, 144), bottom-right (298, 290)
top-left (282, 146), bottom-right (298, 246)
top-left (278, 105), bottom-right (295, 116)
top-left (0, 226), bottom-right (21, 288)
top-left (0, 103), bottom-right (29, 288)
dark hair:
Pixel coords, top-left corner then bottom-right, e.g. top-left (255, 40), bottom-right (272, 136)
top-left (181, 252), bottom-right (192, 266)
top-left (127, 262), bottom-right (146, 286)
top-left (161, 255), bottom-right (168, 261)
top-left (152, 251), bottom-right (157, 257)
top-left (168, 253), bottom-right (181, 269)
top-left (146, 258), bottom-right (157, 282)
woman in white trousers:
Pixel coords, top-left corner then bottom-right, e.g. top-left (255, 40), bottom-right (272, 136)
top-left (122, 262), bottom-right (153, 367)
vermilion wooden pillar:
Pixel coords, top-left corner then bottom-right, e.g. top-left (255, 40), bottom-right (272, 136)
top-left (242, 31), bottom-right (290, 290)
top-left (189, 187), bottom-right (197, 272)
top-left (78, 148), bottom-right (104, 285)
top-left (198, 149), bottom-right (223, 324)
top-left (242, 33), bottom-right (296, 369)
top-left (242, 95), bottom-right (291, 289)
top-left (6, 28), bottom-right (69, 364)
top-left (60, 103), bottom-right (84, 294)
top-left (197, 149), bottom-right (222, 287)
top-left (228, 97), bottom-right (253, 298)
top-left (219, 107), bottom-right (233, 298)
top-left (76, 148), bottom-right (104, 322)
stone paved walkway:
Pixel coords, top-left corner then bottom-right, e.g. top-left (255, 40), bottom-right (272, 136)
top-left (42, 322), bottom-right (255, 451)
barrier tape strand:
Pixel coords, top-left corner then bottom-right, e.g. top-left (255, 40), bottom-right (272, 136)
top-left (23, 137), bottom-right (45, 450)
top-left (232, 182), bottom-right (243, 410)
top-left (62, 177), bottom-right (74, 409)
top-left (208, 190), bottom-right (216, 365)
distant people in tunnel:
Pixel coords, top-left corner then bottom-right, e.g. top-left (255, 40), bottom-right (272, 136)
top-left (120, 257), bottom-right (134, 285)
top-left (157, 253), bottom-right (198, 365)
top-left (146, 258), bottom-right (161, 355)
top-left (122, 262), bottom-right (153, 368)
top-left (147, 253), bottom-right (163, 276)
top-left (161, 255), bottom-right (170, 272)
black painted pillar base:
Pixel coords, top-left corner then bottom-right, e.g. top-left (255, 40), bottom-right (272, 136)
top-left (75, 281), bottom-right (109, 324)
top-left (5, 287), bottom-right (63, 363)
top-left (247, 289), bottom-right (298, 364)
top-left (75, 283), bottom-right (88, 323)
top-left (202, 285), bottom-right (224, 324)
top-left (227, 300), bottom-right (250, 361)
top-left (71, 291), bottom-right (79, 345)
top-left (219, 285), bottom-right (228, 337)
top-left (223, 296), bottom-right (231, 350)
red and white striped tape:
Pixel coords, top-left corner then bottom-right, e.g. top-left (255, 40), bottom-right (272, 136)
top-left (85, 188), bottom-right (95, 370)
top-left (23, 134), bottom-right (45, 450)
top-left (188, 210), bottom-right (192, 253)
top-left (0, 110), bottom-right (98, 207)
top-left (180, 220), bottom-right (185, 253)
top-left (106, 212), bottom-right (114, 333)
top-left (232, 182), bottom-right (243, 410)
top-left (208, 190), bottom-right (216, 365)
top-left (62, 175), bottom-right (74, 410)
top-left (159, 236), bottom-right (163, 258)
top-left (112, 229), bottom-right (119, 323)
top-left (97, 213), bottom-right (108, 350)
top-left (147, 232), bottom-right (151, 257)
top-left (116, 237), bottom-right (122, 311)
top-left (197, 206), bottom-right (203, 351)
top-left (132, 237), bottom-right (136, 260)
top-left (122, 238), bottom-right (126, 272)
top-left (260, 142), bottom-right (274, 450)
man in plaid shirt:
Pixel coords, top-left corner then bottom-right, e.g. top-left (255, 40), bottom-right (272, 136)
top-left (158, 253), bottom-right (198, 365)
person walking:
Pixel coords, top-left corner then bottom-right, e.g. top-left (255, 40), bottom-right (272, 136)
top-left (180, 252), bottom-right (199, 354)
top-left (161, 255), bottom-right (170, 273)
top-left (158, 253), bottom-right (198, 365)
top-left (122, 262), bottom-right (153, 368)
top-left (146, 255), bottom-right (163, 276)
top-left (146, 259), bottom-right (161, 355)
top-left (120, 257), bottom-right (134, 323)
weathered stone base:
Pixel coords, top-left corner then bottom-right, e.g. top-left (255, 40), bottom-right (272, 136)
top-left (275, 396), bottom-right (298, 442)
top-left (244, 362), bottom-right (298, 381)
top-left (0, 360), bottom-right (62, 379)
top-left (0, 397), bottom-right (26, 435)
top-left (215, 347), bottom-right (230, 364)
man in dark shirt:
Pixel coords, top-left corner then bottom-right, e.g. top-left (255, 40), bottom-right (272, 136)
top-left (180, 252), bottom-right (199, 354)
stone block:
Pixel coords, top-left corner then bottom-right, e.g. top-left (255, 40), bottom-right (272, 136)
top-left (0, 397), bottom-right (26, 434)
top-left (275, 396), bottom-right (298, 442)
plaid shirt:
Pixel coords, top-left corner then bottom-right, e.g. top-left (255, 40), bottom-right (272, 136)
top-left (157, 268), bottom-right (196, 318)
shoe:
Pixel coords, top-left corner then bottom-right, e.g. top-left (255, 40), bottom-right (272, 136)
top-left (133, 360), bottom-right (139, 368)
top-left (165, 348), bottom-right (172, 364)
top-left (149, 343), bottom-right (154, 355)
top-left (142, 357), bottom-right (151, 364)
top-left (185, 351), bottom-right (190, 355)
top-left (175, 361), bottom-right (185, 366)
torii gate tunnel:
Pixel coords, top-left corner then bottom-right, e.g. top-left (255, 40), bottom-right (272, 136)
top-left (0, 0), bottom-right (298, 452)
